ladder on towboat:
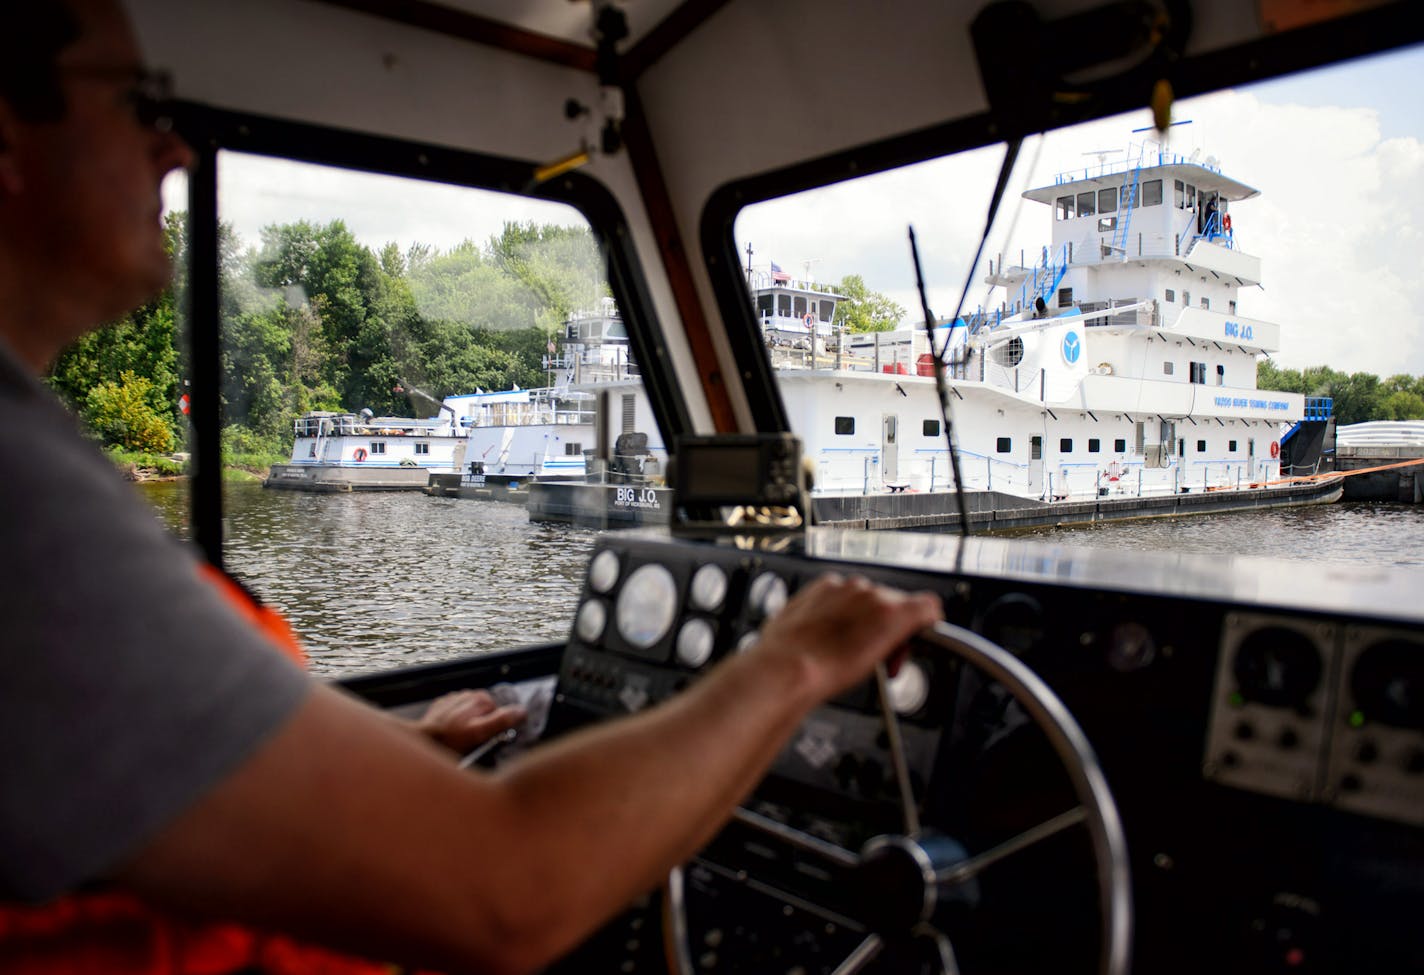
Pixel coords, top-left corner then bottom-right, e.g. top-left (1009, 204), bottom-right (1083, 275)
top-left (1013, 244), bottom-right (1070, 318)
top-left (1108, 159), bottom-right (1142, 257)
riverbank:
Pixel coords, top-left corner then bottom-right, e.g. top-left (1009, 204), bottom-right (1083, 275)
top-left (107, 447), bottom-right (284, 483)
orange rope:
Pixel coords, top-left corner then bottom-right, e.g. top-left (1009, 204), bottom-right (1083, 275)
top-left (1257, 455), bottom-right (1424, 488)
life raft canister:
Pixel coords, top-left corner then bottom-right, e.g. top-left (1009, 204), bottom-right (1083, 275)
top-left (353, 447), bottom-right (367, 462)
top-left (1223, 213), bottom-right (1232, 233)
top-left (1270, 440), bottom-right (1280, 459)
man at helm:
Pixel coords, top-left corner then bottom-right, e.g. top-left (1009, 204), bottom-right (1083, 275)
top-left (0, 2), bottom-right (942, 972)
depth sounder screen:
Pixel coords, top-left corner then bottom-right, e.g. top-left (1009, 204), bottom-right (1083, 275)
top-left (681, 446), bottom-right (761, 499)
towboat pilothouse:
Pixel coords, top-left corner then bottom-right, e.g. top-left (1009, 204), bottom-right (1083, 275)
top-left (39, 2), bottom-right (1424, 974)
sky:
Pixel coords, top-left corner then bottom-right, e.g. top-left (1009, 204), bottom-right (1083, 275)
top-left (162, 43), bottom-right (1424, 379)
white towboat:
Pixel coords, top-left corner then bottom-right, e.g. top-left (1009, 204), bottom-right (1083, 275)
top-left (772, 141), bottom-right (1321, 502)
top-left (444, 299), bottom-right (666, 490)
top-left (503, 143), bottom-right (1337, 524)
top-left (266, 410), bottom-right (464, 492)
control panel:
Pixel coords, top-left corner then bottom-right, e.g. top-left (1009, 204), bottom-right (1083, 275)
top-left (543, 531), bottom-right (1424, 975)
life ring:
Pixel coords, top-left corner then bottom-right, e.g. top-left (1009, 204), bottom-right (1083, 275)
top-left (353, 447), bottom-right (368, 462)
top-left (1269, 440), bottom-right (1279, 459)
top-left (803, 312), bottom-right (815, 330)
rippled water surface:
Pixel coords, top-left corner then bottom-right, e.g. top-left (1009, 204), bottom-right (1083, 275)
top-left (139, 481), bottom-right (1423, 676)
top-left (1008, 502), bottom-right (1424, 567)
top-left (142, 482), bottom-right (597, 677)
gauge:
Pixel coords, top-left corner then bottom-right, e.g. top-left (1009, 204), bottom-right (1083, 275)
top-left (689, 563), bottom-right (729, 613)
top-left (615, 563), bottom-right (679, 650)
top-left (1232, 626), bottom-right (1322, 709)
top-left (886, 660), bottom-right (930, 715)
top-left (588, 549), bottom-right (621, 593)
top-left (677, 618), bottom-right (716, 668)
top-left (574, 599), bottom-right (607, 643)
top-left (1106, 621), bottom-right (1157, 672)
top-left (1350, 639), bottom-right (1424, 730)
top-left (748, 571), bottom-right (788, 617)
top-left (978, 593), bottom-right (1045, 657)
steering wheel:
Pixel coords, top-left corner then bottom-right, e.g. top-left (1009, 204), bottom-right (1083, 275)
top-left (663, 620), bottom-right (1132, 975)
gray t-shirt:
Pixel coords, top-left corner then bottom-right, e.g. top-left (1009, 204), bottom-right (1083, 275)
top-left (0, 340), bottom-right (311, 902)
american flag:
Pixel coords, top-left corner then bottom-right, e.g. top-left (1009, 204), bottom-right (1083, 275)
top-left (770, 261), bottom-right (790, 282)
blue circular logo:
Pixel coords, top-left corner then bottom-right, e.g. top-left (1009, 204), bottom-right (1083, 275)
top-left (1061, 330), bottom-right (1082, 365)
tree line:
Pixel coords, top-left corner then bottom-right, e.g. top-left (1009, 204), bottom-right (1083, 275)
top-left (1256, 361), bottom-right (1424, 427)
top-left (46, 215), bottom-right (607, 456)
top-left (42, 221), bottom-right (1423, 457)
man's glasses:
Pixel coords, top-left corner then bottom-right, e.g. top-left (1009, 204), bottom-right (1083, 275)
top-left (60, 65), bottom-right (176, 133)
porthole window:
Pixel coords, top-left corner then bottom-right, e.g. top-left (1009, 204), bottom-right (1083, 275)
top-left (996, 437), bottom-right (1012, 453)
top-left (1088, 439), bottom-right (1101, 453)
top-left (835, 416), bottom-right (855, 435)
top-left (923, 419), bottom-right (940, 437)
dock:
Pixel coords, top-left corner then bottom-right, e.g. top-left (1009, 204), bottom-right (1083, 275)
top-left (1333, 450), bottom-right (1424, 503)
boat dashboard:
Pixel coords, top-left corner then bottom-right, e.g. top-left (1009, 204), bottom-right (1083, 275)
top-left (369, 528), bottom-right (1424, 974)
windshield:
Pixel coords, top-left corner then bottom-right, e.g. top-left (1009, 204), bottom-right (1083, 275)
top-left (732, 44), bottom-right (1423, 556)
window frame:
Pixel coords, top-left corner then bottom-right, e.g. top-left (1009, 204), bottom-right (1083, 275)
top-left (177, 104), bottom-right (686, 567)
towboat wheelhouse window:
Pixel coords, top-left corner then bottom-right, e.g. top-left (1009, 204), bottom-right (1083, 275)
top-left (200, 150), bottom-right (652, 671)
top-left (1141, 179), bottom-right (1164, 207)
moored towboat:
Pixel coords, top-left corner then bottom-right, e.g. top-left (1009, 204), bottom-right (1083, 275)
top-left (529, 147), bottom-right (1344, 529)
top-left (266, 410), bottom-right (464, 492)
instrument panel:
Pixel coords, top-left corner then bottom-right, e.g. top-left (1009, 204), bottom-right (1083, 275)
top-left (544, 529), bottom-right (1424, 974)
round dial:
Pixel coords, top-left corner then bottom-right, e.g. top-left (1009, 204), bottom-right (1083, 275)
top-left (689, 563), bottom-right (729, 613)
top-left (748, 571), bottom-right (788, 617)
top-left (1232, 627), bottom-right (1323, 709)
top-left (1350, 639), bottom-right (1423, 730)
top-left (615, 564), bottom-right (679, 650)
top-left (575, 599), bottom-right (607, 643)
top-left (886, 660), bottom-right (930, 715)
top-left (676, 618), bottom-right (716, 669)
top-left (588, 549), bottom-right (621, 594)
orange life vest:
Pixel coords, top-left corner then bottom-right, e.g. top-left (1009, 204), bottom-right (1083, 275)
top-left (0, 566), bottom-right (426, 975)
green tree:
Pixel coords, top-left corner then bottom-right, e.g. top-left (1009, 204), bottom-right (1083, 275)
top-left (833, 274), bottom-right (905, 332)
top-left (86, 370), bottom-right (175, 452)
top-left (1380, 389), bottom-right (1424, 420)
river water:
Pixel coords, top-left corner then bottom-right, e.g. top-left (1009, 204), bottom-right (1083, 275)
top-left (138, 482), bottom-right (1423, 677)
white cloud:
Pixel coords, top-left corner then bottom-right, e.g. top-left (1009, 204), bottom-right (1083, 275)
top-left (163, 152), bottom-right (589, 256)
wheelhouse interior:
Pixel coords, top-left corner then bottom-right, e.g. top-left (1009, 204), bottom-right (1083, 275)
top-left (123, 1), bottom-right (1424, 972)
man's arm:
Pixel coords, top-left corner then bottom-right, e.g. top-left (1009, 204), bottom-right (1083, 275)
top-left (115, 574), bottom-right (941, 975)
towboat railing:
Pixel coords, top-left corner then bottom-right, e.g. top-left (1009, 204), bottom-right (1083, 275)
top-left (293, 414), bottom-right (454, 437)
top-left (813, 448), bottom-right (1293, 503)
top-left (1049, 142), bottom-right (1225, 186)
